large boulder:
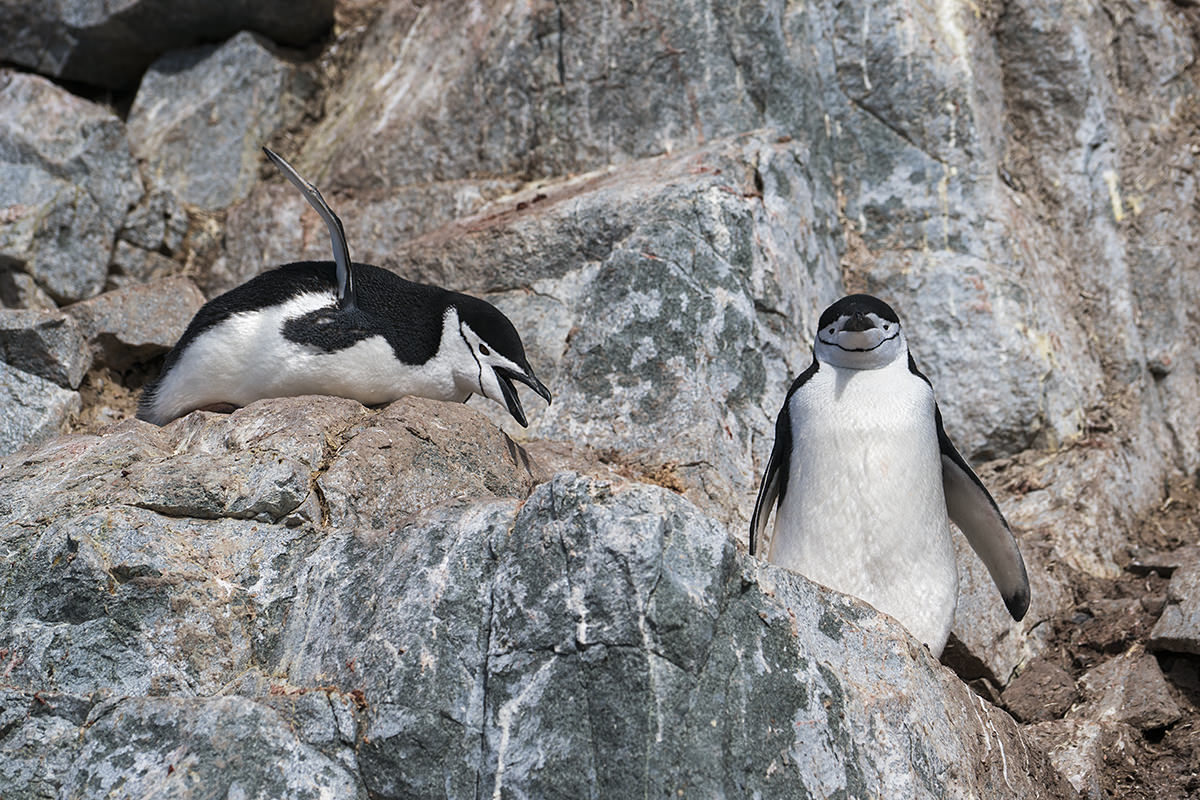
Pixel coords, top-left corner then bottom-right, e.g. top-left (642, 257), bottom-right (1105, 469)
top-left (0, 400), bottom-right (1074, 798)
top-left (127, 31), bottom-right (315, 211)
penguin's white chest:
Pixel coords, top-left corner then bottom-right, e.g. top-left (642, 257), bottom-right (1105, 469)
top-left (771, 360), bottom-right (958, 653)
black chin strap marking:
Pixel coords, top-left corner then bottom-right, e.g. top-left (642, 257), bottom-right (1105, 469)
top-left (818, 329), bottom-right (900, 353)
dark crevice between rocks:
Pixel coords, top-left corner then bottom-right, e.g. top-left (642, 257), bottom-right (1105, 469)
top-left (307, 416), bottom-right (368, 527)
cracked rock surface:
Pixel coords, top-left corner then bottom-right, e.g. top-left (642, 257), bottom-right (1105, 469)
top-left (2, 0), bottom-right (1200, 796)
top-left (0, 403), bottom-right (1074, 799)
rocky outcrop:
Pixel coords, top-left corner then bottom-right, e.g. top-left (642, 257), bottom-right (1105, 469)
top-left (0, 399), bottom-right (1074, 799)
top-left (1, 0), bottom-right (1199, 794)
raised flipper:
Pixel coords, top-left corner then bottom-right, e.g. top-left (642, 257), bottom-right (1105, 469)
top-left (263, 146), bottom-right (357, 311)
top-left (935, 406), bottom-right (1031, 620)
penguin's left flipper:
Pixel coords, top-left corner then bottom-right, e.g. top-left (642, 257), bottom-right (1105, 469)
top-left (262, 146), bottom-right (357, 310)
top-left (936, 407), bottom-right (1031, 621)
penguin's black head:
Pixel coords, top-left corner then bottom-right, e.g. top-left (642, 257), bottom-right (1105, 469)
top-left (451, 294), bottom-right (552, 427)
top-left (814, 294), bottom-right (906, 370)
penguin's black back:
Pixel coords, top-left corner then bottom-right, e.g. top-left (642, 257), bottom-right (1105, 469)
top-left (157, 261), bottom-right (456, 377)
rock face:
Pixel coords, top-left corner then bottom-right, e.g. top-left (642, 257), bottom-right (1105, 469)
top-left (1, 0), bottom-right (1199, 795)
top-left (0, 0), bottom-right (333, 90)
top-left (0, 401), bottom-right (1074, 799)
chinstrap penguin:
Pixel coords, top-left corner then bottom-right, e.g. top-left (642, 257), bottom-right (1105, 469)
top-left (138, 148), bottom-right (551, 427)
top-left (749, 294), bottom-right (1030, 656)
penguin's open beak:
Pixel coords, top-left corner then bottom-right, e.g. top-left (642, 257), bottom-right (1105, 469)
top-left (493, 367), bottom-right (552, 427)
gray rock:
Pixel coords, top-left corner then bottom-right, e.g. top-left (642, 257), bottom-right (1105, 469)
top-left (0, 71), bottom-right (144, 303)
top-left (0, 402), bottom-right (1075, 798)
top-left (0, 361), bottom-right (81, 458)
top-left (110, 189), bottom-right (189, 287)
top-left (277, 471), bottom-right (1073, 799)
top-left (0, 0), bottom-right (333, 90)
top-left (0, 308), bottom-right (90, 388)
top-left (317, 396), bottom-right (536, 531)
top-left (1074, 647), bottom-right (1182, 731)
top-left (0, 688), bottom-right (87, 800)
top-left (64, 695), bottom-right (362, 798)
top-left (127, 32), bottom-right (312, 211)
top-left (108, 241), bottom-right (180, 289)
top-left (1148, 561), bottom-right (1200, 655)
top-left (0, 270), bottom-right (58, 311)
top-left (300, 1), bottom-right (824, 196)
top-left (119, 189), bottom-right (189, 255)
top-left (64, 276), bottom-right (205, 369)
top-left (393, 132), bottom-right (841, 529)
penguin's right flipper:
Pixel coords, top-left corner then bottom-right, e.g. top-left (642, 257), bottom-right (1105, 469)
top-left (262, 147), bottom-right (357, 310)
top-left (936, 407), bottom-right (1031, 621)
top-left (749, 431), bottom-right (786, 557)
top-left (750, 360), bottom-right (820, 557)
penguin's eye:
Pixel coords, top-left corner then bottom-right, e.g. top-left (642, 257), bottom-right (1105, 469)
top-left (479, 344), bottom-right (490, 356)
top-left (883, 323), bottom-right (890, 330)
top-left (828, 327), bottom-right (835, 335)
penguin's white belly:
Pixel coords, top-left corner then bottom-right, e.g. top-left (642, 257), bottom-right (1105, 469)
top-left (150, 292), bottom-right (462, 421)
top-left (771, 363), bottom-right (958, 654)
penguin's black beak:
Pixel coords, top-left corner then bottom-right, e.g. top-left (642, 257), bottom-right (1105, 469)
top-left (493, 367), bottom-right (552, 428)
top-left (842, 311), bottom-right (876, 332)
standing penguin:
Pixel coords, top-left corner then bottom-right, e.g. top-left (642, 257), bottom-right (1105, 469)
top-left (138, 148), bottom-right (551, 427)
top-left (749, 294), bottom-right (1029, 656)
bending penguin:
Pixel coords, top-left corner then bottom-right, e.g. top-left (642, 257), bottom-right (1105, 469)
top-left (138, 148), bottom-right (551, 427)
top-left (749, 294), bottom-right (1029, 657)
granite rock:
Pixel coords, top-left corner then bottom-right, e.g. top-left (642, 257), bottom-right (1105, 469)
top-left (64, 276), bottom-right (205, 370)
top-left (0, 71), bottom-right (143, 303)
top-left (0, 361), bottom-right (81, 458)
top-left (0, 308), bottom-right (90, 388)
top-left (127, 32), bottom-right (313, 211)
top-left (0, 400), bottom-right (1076, 799)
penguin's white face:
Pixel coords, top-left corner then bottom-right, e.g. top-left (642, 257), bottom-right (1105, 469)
top-left (450, 304), bottom-right (552, 427)
top-left (813, 294), bottom-right (907, 370)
